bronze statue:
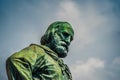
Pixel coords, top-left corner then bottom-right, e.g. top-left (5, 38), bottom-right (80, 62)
top-left (6, 21), bottom-right (74, 80)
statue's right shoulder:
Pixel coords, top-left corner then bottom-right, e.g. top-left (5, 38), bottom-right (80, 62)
top-left (28, 44), bottom-right (46, 56)
top-left (8, 44), bottom-right (46, 60)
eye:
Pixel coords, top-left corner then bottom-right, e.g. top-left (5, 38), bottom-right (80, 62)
top-left (62, 32), bottom-right (69, 38)
top-left (61, 32), bottom-right (73, 41)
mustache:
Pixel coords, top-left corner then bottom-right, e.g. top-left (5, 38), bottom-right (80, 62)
top-left (60, 41), bottom-right (69, 52)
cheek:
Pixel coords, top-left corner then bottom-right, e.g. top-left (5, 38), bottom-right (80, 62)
top-left (53, 34), bottom-right (61, 44)
top-left (51, 37), bottom-right (60, 46)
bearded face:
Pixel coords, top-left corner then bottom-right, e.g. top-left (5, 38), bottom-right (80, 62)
top-left (41, 21), bottom-right (74, 58)
top-left (48, 26), bottom-right (73, 58)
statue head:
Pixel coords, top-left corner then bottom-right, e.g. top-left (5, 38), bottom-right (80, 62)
top-left (41, 21), bottom-right (74, 58)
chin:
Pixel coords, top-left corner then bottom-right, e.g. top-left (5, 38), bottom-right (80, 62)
top-left (58, 52), bottom-right (67, 58)
top-left (55, 47), bottom-right (68, 58)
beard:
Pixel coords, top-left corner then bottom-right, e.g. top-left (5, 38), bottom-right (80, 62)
top-left (54, 45), bottom-right (68, 58)
top-left (49, 38), bottom-right (69, 58)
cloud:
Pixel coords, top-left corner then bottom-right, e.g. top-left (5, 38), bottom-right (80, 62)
top-left (69, 57), bottom-right (120, 80)
top-left (56, 0), bottom-right (90, 46)
top-left (70, 58), bottom-right (104, 80)
top-left (111, 57), bottom-right (120, 71)
top-left (100, 57), bottom-right (120, 80)
top-left (56, 0), bottom-right (80, 20)
top-left (55, 0), bottom-right (117, 49)
top-left (55, 1), bottom-right (120, 79)
top-left (112, 57), bottom-right (120, 65)
top-left (55, 0), bottom-right (119, 62)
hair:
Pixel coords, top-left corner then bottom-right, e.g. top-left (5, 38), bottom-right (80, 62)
top-left (40, 21), bottom-right (74, 45)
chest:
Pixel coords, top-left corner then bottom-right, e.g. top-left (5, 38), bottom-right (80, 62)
top-left (32, 54), bottom-right (63, 80)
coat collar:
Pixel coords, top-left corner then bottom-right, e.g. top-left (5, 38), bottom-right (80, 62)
top-left (30, 44), bottom-right (59, 61)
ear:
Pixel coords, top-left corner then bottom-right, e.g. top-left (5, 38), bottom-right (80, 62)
top-left (47, 33), bottom-right (53, 42)
top-left (40, 35), bottom-right (47, 45)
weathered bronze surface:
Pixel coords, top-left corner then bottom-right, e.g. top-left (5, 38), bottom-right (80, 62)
top-left (6, 21), bottom-right (74, 80)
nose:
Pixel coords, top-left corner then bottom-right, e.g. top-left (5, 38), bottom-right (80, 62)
top-left (64, 36), bottom-right (71, 46)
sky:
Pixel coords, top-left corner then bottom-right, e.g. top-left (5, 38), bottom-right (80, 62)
top-left (0, 0), bottom-right (120, 80)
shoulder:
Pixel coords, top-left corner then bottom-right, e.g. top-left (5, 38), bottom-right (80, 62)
top-left (28, 44), bottom-right (46, 56)
top-left (6, 44), bottom-right (47, 68)
top-left (7, 44), bottom-right (46, 61)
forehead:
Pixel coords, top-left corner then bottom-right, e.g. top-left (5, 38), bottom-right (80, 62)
top-left (58, 23), bottom-right (74, 37)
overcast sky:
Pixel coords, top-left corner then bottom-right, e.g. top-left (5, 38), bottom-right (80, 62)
top-left (0, 0), bottom-right (120, 80)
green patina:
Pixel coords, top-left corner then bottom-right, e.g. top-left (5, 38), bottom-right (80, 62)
top-left (6, 21), bottom-right (74, 80)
